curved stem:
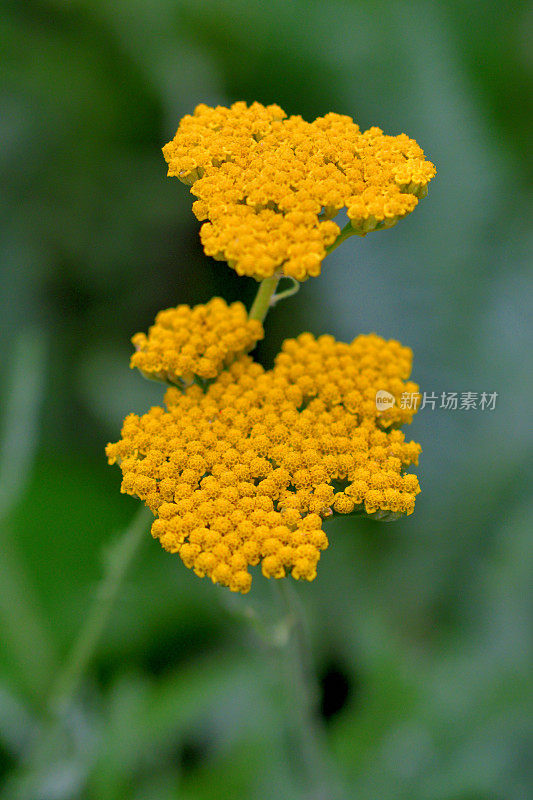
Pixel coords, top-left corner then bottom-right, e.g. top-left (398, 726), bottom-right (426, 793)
top-left (248, 275), bottom-right (281, 323)
top-left (325, 221), bottom-right (364, 256)
top-left (271, 276), bottom-right (300, 306)
top-left (271, 580), bottom-right (346, 800)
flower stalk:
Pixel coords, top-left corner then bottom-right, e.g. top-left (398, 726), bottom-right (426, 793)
top-left (271, 580), bottom-right (346, 800)
top-left (248, 274), bottom-right (281, 322)
top-left (325, 221), bottom-right (364, 256)
top-left (246, 258), bottom-right (345, 799)
top-left (47, 504), bottom-right (151, 715)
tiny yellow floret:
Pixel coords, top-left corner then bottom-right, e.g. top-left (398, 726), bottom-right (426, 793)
top-left (107, 332), bottom-right (421, 593)
top-left (162, 102), bottom-right (436, 280)
top-left (130, 297), bottom-right (263, 385)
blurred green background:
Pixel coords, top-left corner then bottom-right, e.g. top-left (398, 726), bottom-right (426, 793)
top-left (1, 1), bottom-right (532, 798)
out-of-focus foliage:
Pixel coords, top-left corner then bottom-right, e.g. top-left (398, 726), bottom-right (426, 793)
top-left (1, 1), bottom-right (532, 798)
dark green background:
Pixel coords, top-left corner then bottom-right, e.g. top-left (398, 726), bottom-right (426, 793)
top-left (1, 1), bottom-right (532, 798)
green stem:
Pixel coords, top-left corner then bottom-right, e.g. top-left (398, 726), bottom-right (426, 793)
top-left (249, 223), bottom-right (360, 323)
top-left (325, 221), bottom-right (364, 256)
top-left (48, 504), bottom-right (151, 715)
top-left (248, 274), bottom-right (281, 323)
top-left (6, 505), bottom-right (151, 800)
top-left (271, 580), bottom-right (346, 800)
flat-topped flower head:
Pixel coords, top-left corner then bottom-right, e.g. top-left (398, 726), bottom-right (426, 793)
top-left (130, 297), bottom-right (263, 385)
top-left (163, 102), bottom-right (435, 281)
top-left (107, 333), bottom-right (421, 594)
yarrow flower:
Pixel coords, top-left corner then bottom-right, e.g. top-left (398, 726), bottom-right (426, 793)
top-left (162, 101), bottom-right (436, 281)
top-left (131, 298), bottom-right (263, 384)
top-left (107, 101), bottom-right (433, 595)
top-left (107, 332), bottom-right (421, 594)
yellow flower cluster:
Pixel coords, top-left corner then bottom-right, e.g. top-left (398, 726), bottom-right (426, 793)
top-left (162, 102), bottom-right (435, 280)
top-left (130, 298), bottom-right (263, 383)
top-left (107, 333), bottom-right (421, 593)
